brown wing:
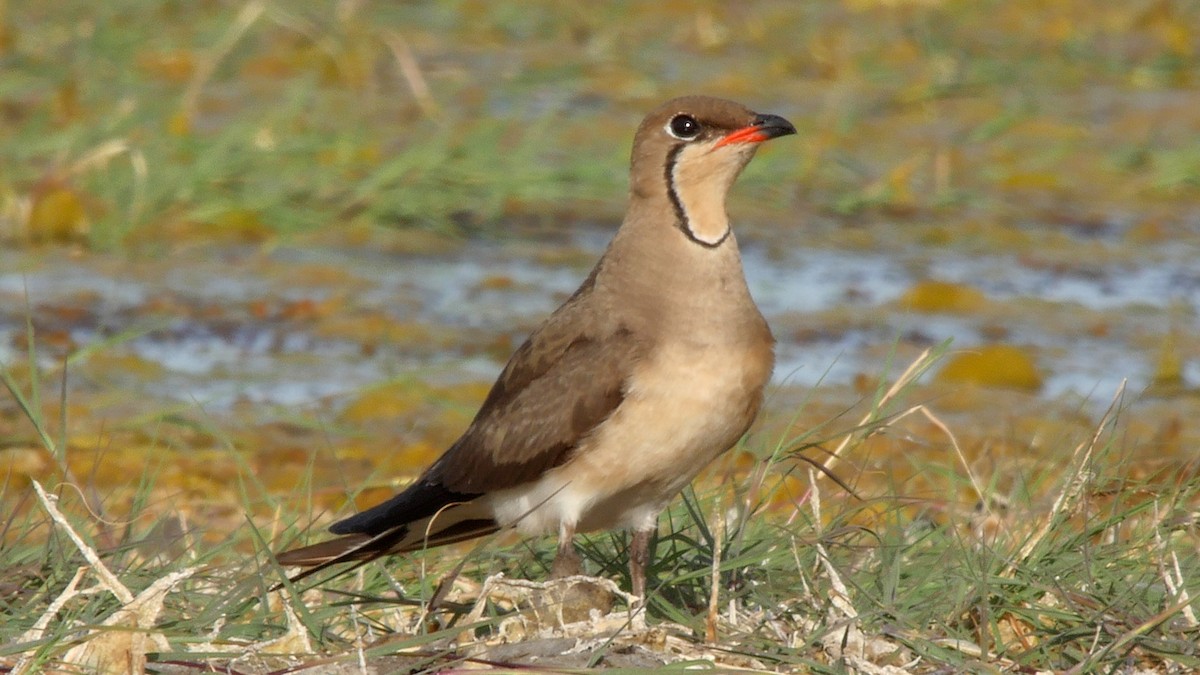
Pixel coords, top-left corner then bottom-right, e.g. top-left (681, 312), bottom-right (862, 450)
top-left (430, 284), bottom-right (646, 494)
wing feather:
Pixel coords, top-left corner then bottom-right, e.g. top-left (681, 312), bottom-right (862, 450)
top-left (432, 278), bottom-right (645, 493)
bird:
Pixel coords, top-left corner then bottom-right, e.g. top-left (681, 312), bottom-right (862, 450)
top-left (276, 95), bottom-right (796, 601)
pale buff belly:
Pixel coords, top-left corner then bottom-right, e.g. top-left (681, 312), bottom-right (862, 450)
top-left (486, 341), bottom-right (769, 535)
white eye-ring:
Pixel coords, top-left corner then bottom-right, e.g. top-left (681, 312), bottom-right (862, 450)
top-left (665, 114), bottom-right (701, 140)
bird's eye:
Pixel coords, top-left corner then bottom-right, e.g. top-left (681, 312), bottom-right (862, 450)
top-left (666, 114), bottom-right (701, 140)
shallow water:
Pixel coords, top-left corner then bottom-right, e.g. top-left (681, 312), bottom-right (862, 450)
top-left (2, 225), bottom-right (1196, 414)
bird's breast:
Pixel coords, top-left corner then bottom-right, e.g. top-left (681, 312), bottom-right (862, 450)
top-left (488, 333), bottom-right (773, 535)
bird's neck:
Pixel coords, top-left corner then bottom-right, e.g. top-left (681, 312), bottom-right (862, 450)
top-left (623, 189), bottom-right (730, 250)
top-left (599, 196), bottom-right (759, 332)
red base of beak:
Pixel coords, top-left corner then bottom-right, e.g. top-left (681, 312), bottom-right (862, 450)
top-left (715, 113), bottom-right (797, 148)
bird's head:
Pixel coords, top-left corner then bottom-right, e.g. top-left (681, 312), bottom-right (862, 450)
top-left (628, 95), bottom-right (796, 247)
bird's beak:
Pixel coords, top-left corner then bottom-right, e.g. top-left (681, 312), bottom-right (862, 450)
top-left (715, 113), bottom-right (797, 148)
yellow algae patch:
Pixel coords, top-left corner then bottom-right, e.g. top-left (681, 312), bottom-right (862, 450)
top-left (1149, 332), bottom-right (1185, 390)
top-left (135, 49), bottom-right (197, 82)
top-left (167, 108), bottom-right (192, 136)
top-left (917, 220), bottom-right (1033, 251)
top-left (936, 344), bottom-right (1044, 391)
top-left (340, 382), bottom-right (436, 424)
top-left (476, 274), bottom-right (517, 291)
top-left (350, 484), bottom-right (405, 514)
top-left (339, 380), bottom-right (490, 451)
top-left (1002, 172), bottom-right (1063, 191)
top-left (899, 280), bottom-right (987, 314)
top-left (333, 439), bottom-right (441, 478)
top-left (27, 184), bottom-right (90, 244)
top-left (314, 313), bottom-right (435, 348)
top-left (142, 208), bottom-right (275, 244)
top-left (209, 208), bottom-right (274, 243)
top-left (765, 474), bottom-right (809, 512)
top-left (341, 380), bottom-right (491, 424)
top-left (1125, 219), bottom-right (1170, 245)
top-left (0, 446), bottom-right (49, 478)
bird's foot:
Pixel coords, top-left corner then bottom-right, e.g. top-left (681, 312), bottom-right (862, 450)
top-left (549, 532), bottom-right (585, 579)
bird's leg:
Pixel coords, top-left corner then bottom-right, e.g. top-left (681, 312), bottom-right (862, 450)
top-left (629, 528), bottom-right (653, 602)
top-left (550, 522), bottom-right (583, 578)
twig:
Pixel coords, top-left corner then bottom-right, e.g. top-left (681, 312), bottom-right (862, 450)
top-left (383, 31), bottom-right (440, 118)
top-left (16, 566), bottom-right (88, 645)
top-left (32, 480), bottom-right (133, 604)
top-left (13, 566), bottom-right (94, 675)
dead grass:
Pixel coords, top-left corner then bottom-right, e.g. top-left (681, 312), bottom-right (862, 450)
top-left (2, 347), bottom-right (1198, 673)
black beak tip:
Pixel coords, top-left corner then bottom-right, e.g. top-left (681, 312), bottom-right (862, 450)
top-left (753, 113), bottom-right (797, 139)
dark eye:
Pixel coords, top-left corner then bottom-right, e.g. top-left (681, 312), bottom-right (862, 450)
top-left (667, 114), bottom-right (701, 140)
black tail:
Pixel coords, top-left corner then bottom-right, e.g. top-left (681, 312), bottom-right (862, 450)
top-left (273, 477), bottom-right (494, 588)
top-left (328, 477), bottom-right (477, 536)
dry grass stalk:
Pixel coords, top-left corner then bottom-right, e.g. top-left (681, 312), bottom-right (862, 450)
top-left (1004, 381), bottom-right (1126, 576)
top-left (180, 0), bottom-right (266, 120)
top-left (814, 347), bottom-right (938, 481)
top-left (384, 32), bottom-right (440, 118)
top-left (32, 481), bottom-right (132, 605)
top-left (25, 481), bottom-right (197, 674)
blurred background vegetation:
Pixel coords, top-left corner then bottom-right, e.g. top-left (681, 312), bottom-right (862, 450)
top-left (3, 0), bottom-right (1198, 249)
